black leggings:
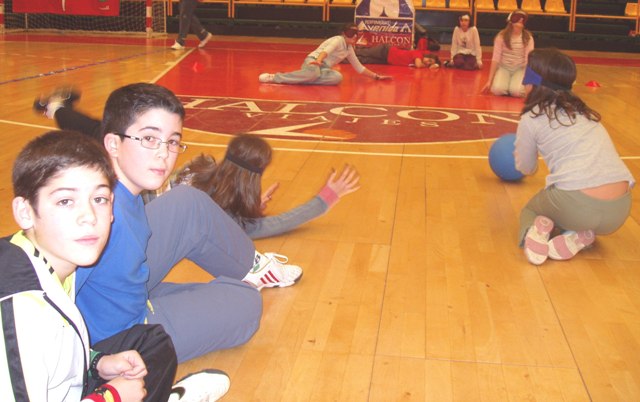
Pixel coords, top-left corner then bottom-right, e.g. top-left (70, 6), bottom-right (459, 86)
top-left (54, 107), bottom-right (102, 141)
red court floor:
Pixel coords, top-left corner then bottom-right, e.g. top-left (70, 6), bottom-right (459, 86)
top-left (151, 40), bottom-right (637, 144)
top-left (6, 33), bottom-right (636, 144)
top-left (156, 41), bottom-right (525, 143)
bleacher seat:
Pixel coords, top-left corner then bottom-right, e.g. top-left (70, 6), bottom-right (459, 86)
top-left (475, 0), bottom-right (496, 10)
top-left (449, 0), bottom-right (470, 9)
top-left (521, 0), bottom-right (542, 12)
top-left (544, 0), bottom-right (567, 13)
top-left (426, 0), bottom-right (446, 7)
top-left (497, 0), bottom-right (518, 11)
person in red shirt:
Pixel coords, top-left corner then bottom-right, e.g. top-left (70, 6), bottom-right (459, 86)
top-left (354, 44), bottom-right (441, 68)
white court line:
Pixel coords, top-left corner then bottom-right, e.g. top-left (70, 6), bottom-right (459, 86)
top-left (3, 119), bottom-right (639, 160)
top-left (150, 48), bottom-right (196, 84)
top-left (184, 141), bottom-right (490, 159)
top-left (0, 120), bottom-right (55, 130)
top-left (183, 140), bottom-right (640, 160)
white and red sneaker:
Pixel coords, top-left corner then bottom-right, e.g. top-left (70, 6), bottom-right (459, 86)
top-left (243, 252), bottom-right (303, 291)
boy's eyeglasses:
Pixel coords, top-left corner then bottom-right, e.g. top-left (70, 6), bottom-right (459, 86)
top-left (117, 133), bottom-right (187, 154)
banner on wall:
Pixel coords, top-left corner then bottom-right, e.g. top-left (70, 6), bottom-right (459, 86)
top-left (354, 0), bottom-right (415, 49)
top-left (13, 0), bottom-right (120, 16)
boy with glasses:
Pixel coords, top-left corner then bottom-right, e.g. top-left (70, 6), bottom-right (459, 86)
top-left (34, 83), bottom-right (302, 363)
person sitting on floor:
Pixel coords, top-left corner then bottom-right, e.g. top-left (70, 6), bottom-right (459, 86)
top-left (354, 43), bottom-right (441, 69)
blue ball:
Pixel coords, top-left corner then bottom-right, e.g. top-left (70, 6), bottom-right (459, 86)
top-left (488, 134), bottom-right (524, 182)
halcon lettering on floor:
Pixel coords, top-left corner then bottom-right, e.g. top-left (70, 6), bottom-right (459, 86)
top-left (180, 96), bottom-right (520, 143)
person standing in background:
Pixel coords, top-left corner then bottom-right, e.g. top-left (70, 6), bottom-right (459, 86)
top-left (171, 0), bottom-right (213, 50)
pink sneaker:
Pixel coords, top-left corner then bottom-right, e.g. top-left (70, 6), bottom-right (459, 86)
top-left (548, 230), bottom-right (595, 260)
top-left (524, 216), bottom-right (554, 265)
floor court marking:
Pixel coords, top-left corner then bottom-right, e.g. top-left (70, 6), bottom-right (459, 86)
top-left (183, 138), bottom-right (640, 160)
top-left (0, 49), bottom-right (167, 86)
top-left (0, 119), bottom-right (55, 131)
top-left (2, 120), bottom-right (638, 160)
top-left (177, 93), bottom-right (520, 114)
top-left (176, 94), bottom-right (524, 145)
top-left (150, 48), bottom-right (196, 84)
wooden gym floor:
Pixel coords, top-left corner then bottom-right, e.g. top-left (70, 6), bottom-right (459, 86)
top-left (1, 32), bottom-right (640, 401)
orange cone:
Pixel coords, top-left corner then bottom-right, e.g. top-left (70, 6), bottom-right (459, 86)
top-left (585, 80), bottom-right (601, 88)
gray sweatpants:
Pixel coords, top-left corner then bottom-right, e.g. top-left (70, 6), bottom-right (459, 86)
top-left (274, 56), bottom-right (343, 85)
top-left (518, 185), bottom-right (632, 245)
top-left (145, 185), bottom-right (262, 362)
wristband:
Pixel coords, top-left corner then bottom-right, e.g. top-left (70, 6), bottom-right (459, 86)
top-left (83, 384), bottom-right (121, 402)
top-left (318, 185), bottom-right (339, 208)
top-left (89, 352), bottom-right (105, 379)
top-left (100, 384), bottom-right (121, 402)
top-left (83, 394), bottom-right (105, 402)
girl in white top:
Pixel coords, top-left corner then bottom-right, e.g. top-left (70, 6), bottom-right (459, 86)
top-left (448, 13), bottom-right (482, 70)
top-left (514, 49), bottom-right (634, 265)
top-left (258, 23), bottom-right (391, 85)
top-left (481, 9), bottom-right (534, 97)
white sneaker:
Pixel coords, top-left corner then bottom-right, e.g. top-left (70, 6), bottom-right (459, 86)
top-left (258, 73), bottom-right (275, 83)
top-left (198, 32), bottom-right (213, 48)
top-left (171, 41), bottom-right (185, 50)
top-left (33, 87), bottom-right (80, 119)
top-left (243, 252), bottom-right (303, 290)
top-left (168, 369), bottom-right (230, 402)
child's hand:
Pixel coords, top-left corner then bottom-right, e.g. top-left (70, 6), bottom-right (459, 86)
top-left (326, 165), bottom-right (361, 198)
top-left (261, 182), bottom-right (280, 210)
top-left (106, 377), bottom-right (147, 402)
top-left (97, 350), bottom-right (148, 380)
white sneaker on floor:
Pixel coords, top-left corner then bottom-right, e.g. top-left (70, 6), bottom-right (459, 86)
top-left (258, 73), bottom-right (275, 83)
top-left (33, 87), bottom-right (80, 119)
top-left (171, 41), bottom-right (185, 50)
top-left (168, 369), bottom-right (230, 402)
top-left (198, 32), bottom-right (213, 48)
top-left (243, 252), bottom-right (303, 290)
